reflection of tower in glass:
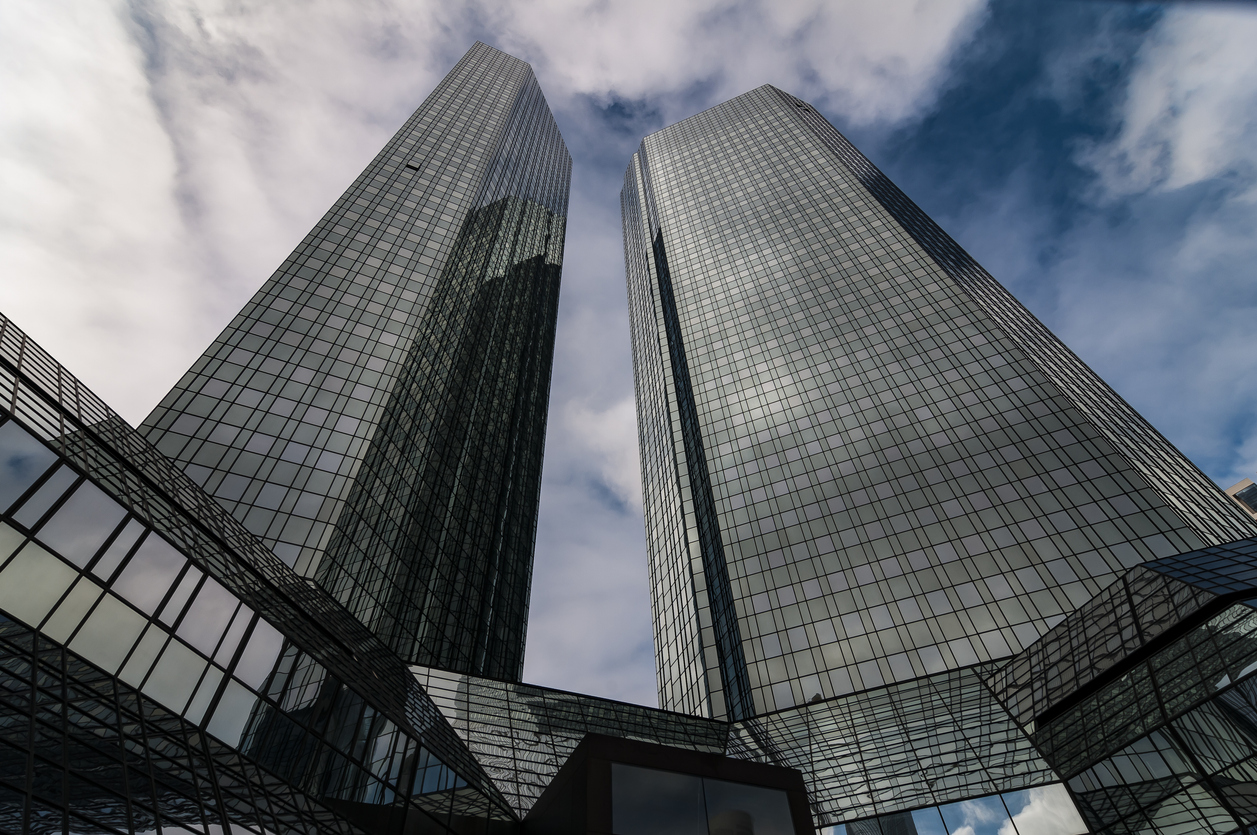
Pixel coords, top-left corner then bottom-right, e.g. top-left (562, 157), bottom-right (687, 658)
top-left (318, 195), bottom-right (563, 680)
top-left (847, 811), bottom-right (918, 835)
top-left (138, 42), bottom-right (570, 680)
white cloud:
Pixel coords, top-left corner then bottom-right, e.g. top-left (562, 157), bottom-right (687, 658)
top-left (563, 397), bottom-right (643, 512)
top-left (1000, 785), bottom-right (1088, 835)
top-left (0, 0), bottom-right (987, 426)
top-left (1083, 5), bottom-right (1257, 197)
top-left (0, 0), bottom-right (988, 703)
top-left (478, 0), bottom-right (988, 124)
top-left (0, 1), bottom-right (192, 420)
top-left (1045, 6), bottom-right (1257, 488)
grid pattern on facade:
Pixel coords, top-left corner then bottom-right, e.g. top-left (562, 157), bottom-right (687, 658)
top-left (833, 784), bottom-right (1086, 835)
top-left (729, 664), bottom-right (1056, 827)
top-left (622, 84), bottom-right (1227, 718)
top-left (413, 662), bottom-right (1071, 831)
top-left (0, 313), bottom-right (517, 832)
top-left (411, 666), bottom-right (729, 817)
top-left (0, 616), bottom-right (370, 835)
top-left (1066, 637), bottom-right (1257, 833)
top-left (622, 160), bottom-right (717, 719)
top-left (773, 86), bottom-right (1257, 551)
top-left (1147, 538), bottom-right (1257, 597)
top-left (987, 564), bottom-right (1220, 732)
top-left (138, 43), bottom-right (571, 680)
top-left (1034, 601), bottom-right (1257, 779)
top-left (988, 538), bottom-right (1257, 746)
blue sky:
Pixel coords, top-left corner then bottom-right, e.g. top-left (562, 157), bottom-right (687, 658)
top-left (2, 0), bottom-right (1255, 706)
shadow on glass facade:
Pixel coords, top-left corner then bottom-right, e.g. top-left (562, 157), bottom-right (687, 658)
top-left (138, 42), bottom-right (570, 682)
top-left (316, 194), bottom-right (564, 681)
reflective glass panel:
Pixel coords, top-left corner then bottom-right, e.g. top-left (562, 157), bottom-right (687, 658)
top-left (12, 465), bottom-right (76, 528)
top-left (207, 679), bottom-right (259, 747)
top-left (69, 592), bottom-right (148, 673)
top-left (938, 795), bottom-right (1012, 835)
top-left (40, 576), bottom-right (103, 642)
top-left (35, 479), bottom-right (126, 567)
top-left (1001, 785), bottom-right (1087, 835)
top-left (89, 517), bottom-right (143, 581)
top-left (177, 576), bottom-right (238, 656)
top-left (0, 419), bottom-right (56, 511)
top-left (112, 532), bottom-right (186, 614)
top-left (214, 603), bottom-right (253, 665)
top-left (143, 637), bottom-right (206, 712)
top-left (704, 777), bottom-right (794, 835)
top-left (234, 618), bottom-right (285, 689)
top-left (910, 807), bottom-right (948, 835)
top-left (613, 763), bottom-right (705, 835)
top-left (118, 624), bottom-right (168, 688)
top-left (0, 541), bottom-right (78, 627)
top-left (158, 565), bottom-right (202, 626)
top-left (0, 521), bottom-right (23, 564)
top-left (185, 665), bottom-right (224, 724)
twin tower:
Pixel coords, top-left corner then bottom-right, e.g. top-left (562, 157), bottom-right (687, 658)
top-left (4, 40), bottom-right (1257, 835)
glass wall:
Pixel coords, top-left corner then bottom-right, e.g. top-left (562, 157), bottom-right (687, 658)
top-left (826, 785), bottom-right (1086, 835)
top-left (611, 763), bottom-right (795, 835)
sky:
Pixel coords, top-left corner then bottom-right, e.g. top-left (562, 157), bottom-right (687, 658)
top-left (2, 0), bottom-right (1257, 710)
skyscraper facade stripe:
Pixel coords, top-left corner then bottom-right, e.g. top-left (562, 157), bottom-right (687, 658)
top-left (138, 43), bottom-right (571, 679)
top-left (622, 85), bottom-right (1256, 720)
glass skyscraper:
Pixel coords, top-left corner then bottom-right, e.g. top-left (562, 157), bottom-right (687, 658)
top-left (622, 85), bottom-right (1256, 723)
top-left (621, 85), bottom-right (1257, 834)
top-left (138, 43), bottom-right (570, 681)
top-left (7, 43), bottom-right (1257, 835)
top-left (0, 42), bottom-right (577, 835)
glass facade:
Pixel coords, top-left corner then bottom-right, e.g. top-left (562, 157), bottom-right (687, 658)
top-left (621, 84), bottom-right (1256, 723)
top-left (0, 311), bottom-right (515, 834)
top-left (986, 537), bottom-right (1257, 833)
top-left (138, 42), bottom-right (570, 681)
top-left (9, 43), bottom-right (1257, 835)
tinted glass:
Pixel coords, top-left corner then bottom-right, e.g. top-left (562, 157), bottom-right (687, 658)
top-left (12, 465), bottom-right (76, 528)
top-left (0, 419), bottom-right (56, 510)
top-left (36, 478), bottom-right (126, 566)
top-left (613, 763), bottom-right (705, 835)
top-left (178, 576), bottom-right (239, 656)
top-left (112, 532), bottom-right (187, 614)
top-left (704, 777), bottom-right (794, 835)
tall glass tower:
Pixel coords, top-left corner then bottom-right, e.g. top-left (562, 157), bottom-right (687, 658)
top-left (622, 85), bottom-right (1256, 721)
top-left (139, 42), bottom-right (571, 680)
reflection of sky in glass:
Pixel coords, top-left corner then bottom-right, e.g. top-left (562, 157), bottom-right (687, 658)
top-left (938, 795), bottom-right (1011, 835)
top-left (0, 419), bottom-right (55, 509)
top-left (37, 479), bottom-right (126, 566)
top-left (112, 532), bottom-right (186, 614)
top-left (912, 806), bottom-right (949, 835)
top-left (233, 618), bottom-right (285, 689)
top-left (825, 784), bottom-right (1098, 835)
top-left (1001, 785), bottom-right (1087, 835)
